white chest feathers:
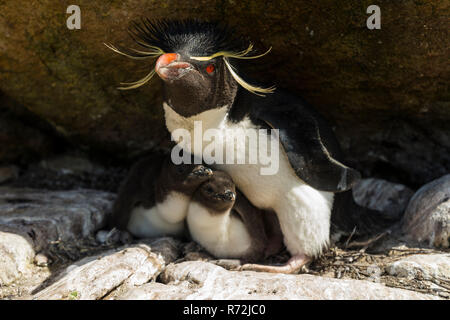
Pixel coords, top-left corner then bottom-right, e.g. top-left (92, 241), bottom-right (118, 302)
top-left (127, 191), bottom-right (189, 238)
top-left (187, 202), bottom-right (252, 259)
top-left (156, 192), bottom-right (190, 224)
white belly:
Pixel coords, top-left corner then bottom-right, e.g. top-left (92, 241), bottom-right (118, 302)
top-left (127, 191), bottom-right (190, 238)
top-left (156, 192), bottom-right (190, 223)
top-left (127, 206), bottom-right (184, 238)
top-left (187, 203), bottom-right (252, 258)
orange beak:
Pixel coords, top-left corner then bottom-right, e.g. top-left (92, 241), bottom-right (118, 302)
top-left (155, 53), bottom-right (193, 81)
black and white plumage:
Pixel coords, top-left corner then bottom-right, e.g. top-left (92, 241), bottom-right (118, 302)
top-left (187, 170), bottom-right (283, 262)
top-left (108, 19), bottom-right (393, 273)
top-left (109, 154), bottom-right (213, 239)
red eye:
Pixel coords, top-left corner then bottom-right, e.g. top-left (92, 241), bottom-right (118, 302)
top-left (206, 64), bottom-right (215, 74)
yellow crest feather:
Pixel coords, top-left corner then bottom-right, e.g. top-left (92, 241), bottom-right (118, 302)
top-left (190, 43), bottom-right (272, 61)
top-left (224, 58), bottom-right (275, 96)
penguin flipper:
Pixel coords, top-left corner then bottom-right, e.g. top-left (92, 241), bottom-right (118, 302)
top-left (254, 103), bottom-right (360, 192)
top-left (108, 154), bottom-right (165, 230)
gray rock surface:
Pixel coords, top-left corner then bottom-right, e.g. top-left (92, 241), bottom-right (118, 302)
top-left (386, 254), bottom-right (450, 281)
top-left (353, 178), bottom-right (414, 220)
top-left (33, 239), bottom-right (180, 300)
top-left (0, 187), bottom-right (115, 286)
top-left (119, 261), bottom-right (439, 300)
top-left (39, 155), bottom-right (103, 175)
top-left (0, 231), bottom-right (34, 286)
top-left (401, 175), bottom-right (450, 248)
top-left (0, 187), bottom-right (115, 251)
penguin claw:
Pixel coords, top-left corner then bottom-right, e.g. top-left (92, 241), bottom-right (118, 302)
top-left (239, 254), bottom-right (311, 274)
top-left (96, 228), bottom-right (133, 245)
top-left (210, 259), bottom-right (243, 270)
top-left (191, 166), bottom-right (213, 177)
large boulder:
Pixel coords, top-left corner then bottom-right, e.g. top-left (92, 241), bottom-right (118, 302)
top-left (352, 178), bottom-right (414, 220)
top-left (401, 174), bottom-right (450, 248)
top-left (0, 1), bottom-right (448, 185)
top-left (121, 261), bottom-right (439, 300)
top-left (0, 187), bottom-right (115, 253)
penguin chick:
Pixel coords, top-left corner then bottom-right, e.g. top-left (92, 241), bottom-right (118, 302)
top-left (110, 154), bottom-right (212, 239)
top-left (187, 171), bottom-right (282, 262)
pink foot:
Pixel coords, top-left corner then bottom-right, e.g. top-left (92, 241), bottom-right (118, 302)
top-left (239, 254), bottom-right (311, 274)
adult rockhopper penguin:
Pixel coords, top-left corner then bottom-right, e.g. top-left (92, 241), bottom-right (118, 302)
top-left (107, 19), bottom-right (392, 273)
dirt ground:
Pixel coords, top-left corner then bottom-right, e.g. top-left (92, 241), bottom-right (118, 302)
top-left (310, 246), bottom-right (450, 297)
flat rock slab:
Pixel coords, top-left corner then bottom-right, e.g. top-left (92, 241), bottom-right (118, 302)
top-left (386, 253), bottom-right (450, 281)
top-left (401, 174), bottom-right (450, 248)
top-left (33, 238), bottom-right (180, 300)
top-left (120, 261), bottom-right (439, 300)
top-left (0, 187), bottom-right (115, 286)
top-left (0, 187), bottom-right (115, 251)
top-left (353, 178), bottom-right (414, 220)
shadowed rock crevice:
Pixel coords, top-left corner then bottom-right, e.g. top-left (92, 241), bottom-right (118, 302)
top-left (0, 1), bottom-right (448, 187)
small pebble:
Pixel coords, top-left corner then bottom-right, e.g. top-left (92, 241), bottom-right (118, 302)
top-left (95, 230), bottom-right (110, 244)
top-left (34, 253), bottom-right (50, 267)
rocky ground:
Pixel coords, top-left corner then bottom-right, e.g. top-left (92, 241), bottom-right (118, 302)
top-left (0, 155), bottom-right (449, 300)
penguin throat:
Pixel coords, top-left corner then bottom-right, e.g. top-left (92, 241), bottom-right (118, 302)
top-left (163, 102), bottom-right (229, 134)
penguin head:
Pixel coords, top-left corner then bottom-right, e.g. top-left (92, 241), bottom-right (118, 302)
top-left (106, 19), bottom-right (275, 117)
top-left (163, 160), bottom-right (213, 195)
top-left (155, 51), bottom-right (236, 117)
top-left (196, 171), bottom-right (236, 212)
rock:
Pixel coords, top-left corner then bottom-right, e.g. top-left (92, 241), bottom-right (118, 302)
top-left (95, 228), bottom-right (133, 245)
top-left (33, 245), bottom-right (162, 300)
top-left (0, 1), bottom-right (448, 185)
top-left (39, 155), bottom-right (103, 175)
top-left (386, 254), bottom-right (450, 281)
top-left (119, 282), bottom-right (193, 300)
top-left (0, 104), bottom-right (57, 164)
top-left (0, 187), bottom-right (115, 252)
top-left (143, 237), bottom-right (181, 264)
top-left (33, 238), bottom-right (180, 300)
top-left (353, 178), bottom-right (414, 220)
top-left (0, 166), bottom-right (19, 184)
top-left (33, 253), bottom-right (51, 267)
top-left (118, 261), bottom-right (438, 300)
top-left (0, 231), bottom-right (35, 286)
top-left (401, 175), bottom-right (450, 248)
top-left (0, 188), bottom-right (114, 286)
top-left (9, 159), bottom-right (127, 192)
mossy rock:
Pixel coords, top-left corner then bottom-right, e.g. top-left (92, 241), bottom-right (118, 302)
top-left (0, 0), bottom-right (448, 186)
